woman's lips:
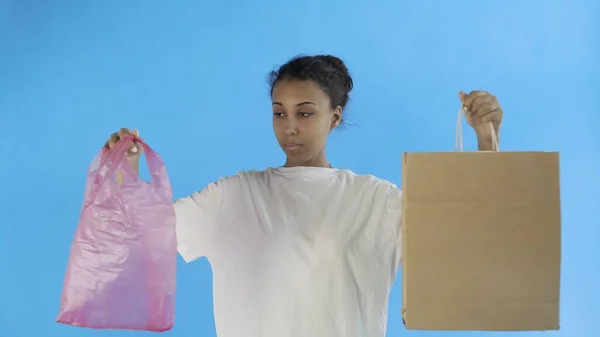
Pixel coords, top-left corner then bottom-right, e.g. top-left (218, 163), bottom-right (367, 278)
top-left (284, 143), bottom-right (302, 150)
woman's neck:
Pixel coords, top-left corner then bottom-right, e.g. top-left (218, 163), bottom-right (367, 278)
top-left (284, 154), bottom-right (331, 168)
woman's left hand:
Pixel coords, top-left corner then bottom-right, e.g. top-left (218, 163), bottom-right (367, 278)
top-left (459, 90), bottom-right (503, 147)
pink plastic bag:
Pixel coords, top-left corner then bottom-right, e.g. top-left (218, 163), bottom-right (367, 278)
top-left (57, 135), bottom-right (177, 332)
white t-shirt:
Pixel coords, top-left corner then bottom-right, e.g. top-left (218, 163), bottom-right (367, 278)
top-left (174, 166), bottom-right (402, 337)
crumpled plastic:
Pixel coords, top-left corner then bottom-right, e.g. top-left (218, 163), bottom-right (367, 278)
top-left (57, 135), bottom-right (177, 332)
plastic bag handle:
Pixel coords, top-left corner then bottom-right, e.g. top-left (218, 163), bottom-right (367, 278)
top-left (88, 135), bottom-right (172, 203)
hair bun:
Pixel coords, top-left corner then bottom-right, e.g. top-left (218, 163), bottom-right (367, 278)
top-left (317, 55), bottom-right (353, 95)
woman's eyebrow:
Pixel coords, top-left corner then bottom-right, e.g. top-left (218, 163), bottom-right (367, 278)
top-left (272, 101), bottom-right (316, 106)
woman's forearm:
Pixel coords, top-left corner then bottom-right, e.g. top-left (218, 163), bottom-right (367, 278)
top-left (476, 131), bottom-right (499, 151)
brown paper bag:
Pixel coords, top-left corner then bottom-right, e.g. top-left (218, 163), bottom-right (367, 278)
top-left (401, 108), bottom-right (561, 331)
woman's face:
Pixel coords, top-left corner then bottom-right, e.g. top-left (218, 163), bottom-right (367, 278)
top-left (271, 80), bottom-right (341, 166)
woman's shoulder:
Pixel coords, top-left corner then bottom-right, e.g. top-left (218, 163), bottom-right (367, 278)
top-left (332, 170), bottom-right (402, 213)
top-left (337, 169), bottom-right (401, 192)
top-left (205, 169), bottom-right (272, 189)
top-left (219, 169), bottom-right (270, 182)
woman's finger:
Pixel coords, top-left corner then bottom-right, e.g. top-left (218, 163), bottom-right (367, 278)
top-left (481, 108), bottom-right (502, 124)
top-left (462, 91), bottom-right (489, 112)
top-left (119, 128), bottom-right (132, 137)
top-left (471, 95), bottom-right (495, 115)
top-left (109, 132), bottom-right (120, 148)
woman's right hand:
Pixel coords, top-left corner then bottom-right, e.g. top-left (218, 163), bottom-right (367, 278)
top-left (104, 128), bottom-right (143, 165)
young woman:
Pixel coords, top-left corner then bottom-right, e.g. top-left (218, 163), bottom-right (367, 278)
top-left (106, 55), bottom-right (504, 337)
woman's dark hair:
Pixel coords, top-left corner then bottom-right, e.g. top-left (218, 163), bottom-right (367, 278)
top-left (267, 54), bottom-right (354, 128)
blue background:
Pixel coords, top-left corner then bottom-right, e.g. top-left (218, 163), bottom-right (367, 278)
top-left (1, 0), bottom-right (598, 336)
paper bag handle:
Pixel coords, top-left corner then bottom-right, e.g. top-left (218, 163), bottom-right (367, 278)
top-left (455, 105), bottom-right (500, 152)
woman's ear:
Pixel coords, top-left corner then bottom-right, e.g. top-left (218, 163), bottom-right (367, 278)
top-left (331, 106), bottom-right (343, 129)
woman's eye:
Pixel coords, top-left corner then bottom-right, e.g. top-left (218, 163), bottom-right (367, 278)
top-left (273, 112), bottom-right (284, 117)
top-left (298, 112), bottom-right (312, 117)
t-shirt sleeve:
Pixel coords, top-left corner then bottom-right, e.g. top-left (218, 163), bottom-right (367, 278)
top-left (173, 180), bottom-right (223, 263)
top-left (385, 184), bottom-right (403, 268)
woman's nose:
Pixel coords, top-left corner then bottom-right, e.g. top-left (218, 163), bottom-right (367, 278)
top-left (284, 120), bottom-right (299, 136)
